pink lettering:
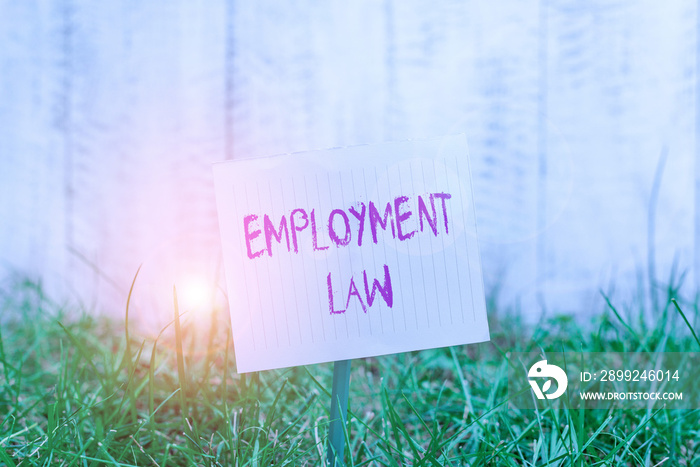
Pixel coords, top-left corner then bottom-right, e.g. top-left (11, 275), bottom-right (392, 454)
top-left (290, 208), bottom-right (309, 253)
top-left (345, 276), bottom-right (366, 313)
top-left (243, 214), bottom-right (264, 259)
top-left (368, 201), bottom-right (395, 244)
top-left (311, 209), bottom-right (329, 251)
top-left (328, 209), bottom-right (351, 247)
top-left (394, 196), bottom-right (415, 241)
top-left (263, 214), bottom-right (290, 256)
top-left (363, 264), bottom-right (393, 308)
top-left (418, 194), bottom-right (438, 236)
top-left (348, 202), bottom-right (367, 247)
top-left (433, 192), bottom-right (452, 234)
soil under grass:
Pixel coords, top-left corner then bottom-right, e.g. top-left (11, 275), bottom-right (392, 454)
top-left (0, 278), bottom-right (699, 466)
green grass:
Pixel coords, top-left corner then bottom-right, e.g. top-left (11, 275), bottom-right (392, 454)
top-left (0, 277), bottom-right (699, 466)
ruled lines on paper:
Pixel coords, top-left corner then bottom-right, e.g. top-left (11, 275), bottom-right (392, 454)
top-left (213, 135), bottom-right (489, 372)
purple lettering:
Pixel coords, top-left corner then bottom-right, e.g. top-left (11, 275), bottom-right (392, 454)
top-left (348, 202), bottom-right (367, 247)
top-left (394, 196), bottom-right (416, 241)
top-left (345, 276), bottom-right (367, 313)
top-left (433, 192), bottom-right (452, 234)
top-left (327, 272), bottom-right (345, 314)
top-left (328, 209), bottom-right (351, 247)
top-left (368, 201), bottom-right (395, 244)
top-left (418, 194), bottom-right (438, 236)
top-left (263, 214), bottom-right (290, 256)
top-left (363, 264), bottom-right (393, 308)
top-left (311, 209), bottom-right (329, 251)
top-left (244, 214), bottom-right (264, 259)
top-left (290, 208), bottom-right (309, 253)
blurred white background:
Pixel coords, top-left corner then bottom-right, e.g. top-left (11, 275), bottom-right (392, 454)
top-left (1, 0), bottom-right (698, 328)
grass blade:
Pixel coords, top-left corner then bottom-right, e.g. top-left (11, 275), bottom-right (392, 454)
top-left (172, 287), bottom-right (190, 437)
top-left (671, 298), bottom-right (700, 350)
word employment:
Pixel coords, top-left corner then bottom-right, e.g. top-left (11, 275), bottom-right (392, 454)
top-left (242, 192), bottom-right (452, 315)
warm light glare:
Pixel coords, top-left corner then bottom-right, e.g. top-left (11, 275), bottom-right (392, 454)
top-left (178, 276), bottom-right (213, 313)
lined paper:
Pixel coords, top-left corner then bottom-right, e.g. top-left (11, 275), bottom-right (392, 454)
top-left (213, 135), bottom-right (489, 372)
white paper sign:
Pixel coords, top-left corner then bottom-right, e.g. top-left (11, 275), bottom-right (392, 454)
top-left (213, 135), bottom-right (489, 373)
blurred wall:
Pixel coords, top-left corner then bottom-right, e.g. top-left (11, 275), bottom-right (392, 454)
top-left (0, 0), bottom-right (698, 326)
